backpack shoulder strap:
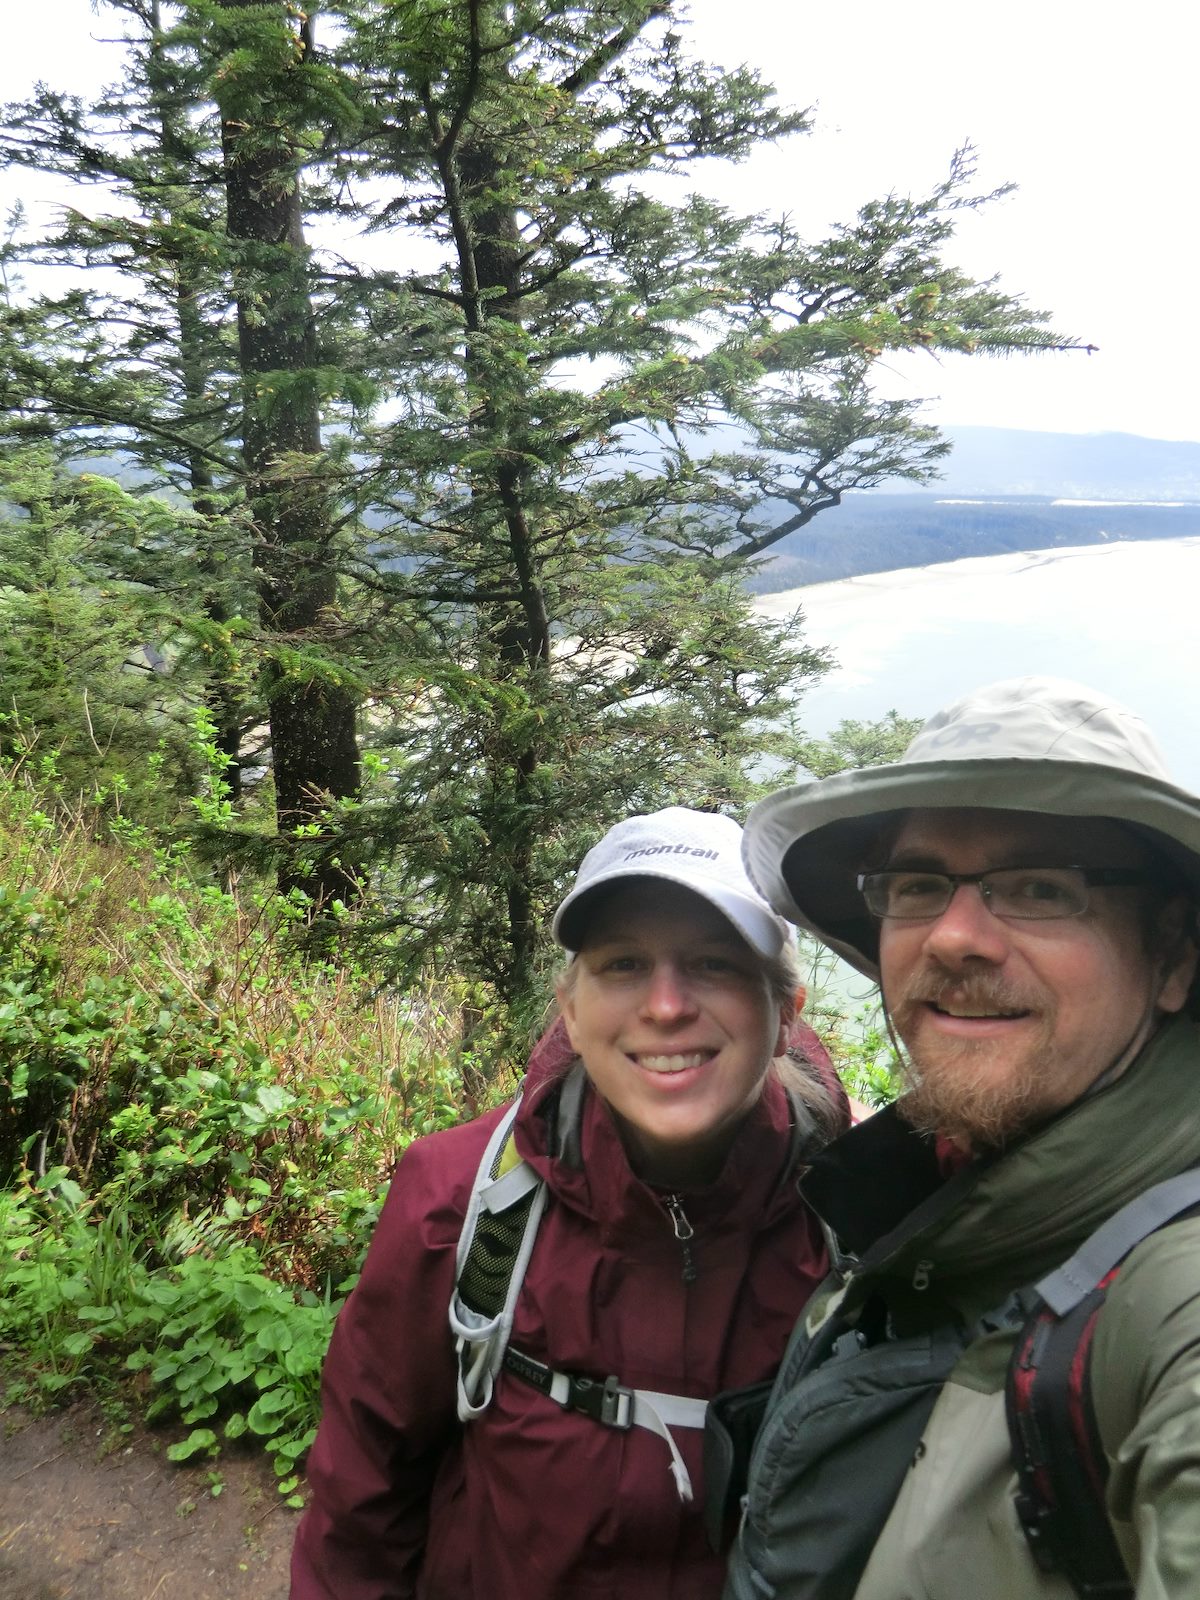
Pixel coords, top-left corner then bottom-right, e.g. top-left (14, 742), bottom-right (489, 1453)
top-left (446, 1075), bottom-right (710, 1504)
top-left (1036, 1167), bottom-right (1200, 1316)
top-left (1006, 1168), bottom-right (1200, 1599)
top-left (1007, 1274), bottom-right (1129, 1598)
top-left (449, 1092), bottom-right (548, 1420)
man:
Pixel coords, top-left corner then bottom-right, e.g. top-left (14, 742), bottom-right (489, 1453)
top-left (722, 677), bottom-right (1200, 1600)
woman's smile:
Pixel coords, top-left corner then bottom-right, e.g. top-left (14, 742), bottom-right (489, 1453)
top-left (560, 882), bottom-right (790, 1185)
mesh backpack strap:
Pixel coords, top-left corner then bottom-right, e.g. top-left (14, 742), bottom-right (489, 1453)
top-left (1005, 1167), bottom-right (1200, 1599)
top-left (449, 1094), bottom-right (548, 1421)
top-left (456, 1155), bottom-right (540, 1320)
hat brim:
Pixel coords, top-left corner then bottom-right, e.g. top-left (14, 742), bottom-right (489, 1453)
top-left (553, 869), bottom-right (787, 959)
top-left (744, 757), bottom-right (1200, 982)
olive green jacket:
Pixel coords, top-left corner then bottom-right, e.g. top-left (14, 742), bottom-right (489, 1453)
top-left (727, 1015), bottom-right (1200, 1600)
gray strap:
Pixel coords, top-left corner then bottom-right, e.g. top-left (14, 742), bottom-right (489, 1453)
top-left (1036, 1167), bottom-right (1200, 1316)
top-left (481, 1158), bottom-right (541, 1212)
top-left (541, 1368), bottom-right (707, 1431)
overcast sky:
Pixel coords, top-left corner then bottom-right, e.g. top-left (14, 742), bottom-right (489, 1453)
top-left (4, 0), bottom-right (1197, 443)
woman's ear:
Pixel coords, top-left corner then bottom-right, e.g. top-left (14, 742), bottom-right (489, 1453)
top-left (773, 984), bottom-right (800, 1057)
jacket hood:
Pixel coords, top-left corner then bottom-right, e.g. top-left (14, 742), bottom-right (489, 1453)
top-left (514, 1014), bottom-right (842, 1231)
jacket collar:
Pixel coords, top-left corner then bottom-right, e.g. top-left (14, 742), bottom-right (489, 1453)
top-left (804, 1016), bottom-right (1200, 1301)
top-left (513, 1016), bottom-right (812, 1230)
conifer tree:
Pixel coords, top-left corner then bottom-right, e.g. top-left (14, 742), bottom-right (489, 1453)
top-left (0, 1), bottom-right (254, 797)
top-left (206, 0), bottom-right (360, 899)
top-left (0, 0), bottom-right (1081, 1020)
top-left (0, 448), bottom-right (206, 810)
top-left (0, 0), bottom-right (363, 901)
top-left (307, 0), bottom-right (1076, 1013)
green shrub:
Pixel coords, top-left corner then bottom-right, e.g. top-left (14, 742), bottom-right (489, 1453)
top-left (0, 759), bottom-right (488, 1477)
top-left (1, 1169), bottom-right (334, 1495)
top-left (796, 934), bottom-right (904, 1109)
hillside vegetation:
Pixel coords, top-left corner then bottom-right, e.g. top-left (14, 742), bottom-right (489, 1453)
top-left (0, 767), bottom-right (485, 1493)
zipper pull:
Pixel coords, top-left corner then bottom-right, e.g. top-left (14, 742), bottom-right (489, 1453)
top-left (912, 1259), bottom-right (933, 1292)
top-left (664, 1193), bottom-right (697, 1285)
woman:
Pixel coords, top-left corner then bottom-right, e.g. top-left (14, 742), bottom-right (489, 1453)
top-left (291, 807), bottom-right (846, 1600)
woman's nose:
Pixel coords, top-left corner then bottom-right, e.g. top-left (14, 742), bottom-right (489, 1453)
top-left (641, 963), bottom-right (699, 1022)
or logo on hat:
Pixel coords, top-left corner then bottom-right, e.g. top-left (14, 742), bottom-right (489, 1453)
top-left (622, 844), bottom-right (720, 862)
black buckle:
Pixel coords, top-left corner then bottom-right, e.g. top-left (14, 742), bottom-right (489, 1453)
top-left (566, 1373), bottom-right (633, 1429)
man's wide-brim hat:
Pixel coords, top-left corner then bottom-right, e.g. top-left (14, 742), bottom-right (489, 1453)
top-left (744, 676), bottom-right (1200, 982)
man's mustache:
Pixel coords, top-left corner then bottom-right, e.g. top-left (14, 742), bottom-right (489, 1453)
top-left (892, 969), bottom-right (1044, 1018)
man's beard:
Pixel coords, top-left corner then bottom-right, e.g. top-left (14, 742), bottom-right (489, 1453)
top-left (888, 969), bottom-right (1057, 1152)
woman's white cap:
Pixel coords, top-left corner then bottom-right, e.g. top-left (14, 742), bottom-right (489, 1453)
top-left (553, 807), bottom-right (793, 958)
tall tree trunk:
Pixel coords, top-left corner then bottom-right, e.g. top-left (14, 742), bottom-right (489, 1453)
top-left (436, 93), bottom-right (551, 1006)
top-left (148, 0), bottom-right (245, 800)
top-left (217, 0), bottom-right (360, 904)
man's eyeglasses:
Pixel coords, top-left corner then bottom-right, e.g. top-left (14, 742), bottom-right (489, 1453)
top-left (856, 866), bottom-right (1149, 923)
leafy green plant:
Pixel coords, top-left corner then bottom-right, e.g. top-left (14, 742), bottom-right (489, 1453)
top-left (125, 1248), bottom-right (334, 1501)
top-left (1, 1168), bottom-right (336, 1495)
top-left (0, 1168), bottom-right (149, 1397)
top-left (797, 934), bottom-right (904, 1109)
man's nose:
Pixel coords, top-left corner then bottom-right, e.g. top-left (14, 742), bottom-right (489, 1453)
top-left (921, 882), bottom-right (1012, 966)
top-left (641, 963), bottom-right (699, 1022)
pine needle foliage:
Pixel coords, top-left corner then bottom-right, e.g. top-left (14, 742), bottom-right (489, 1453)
top-left (0, 0), bottom-right (1084, 1021)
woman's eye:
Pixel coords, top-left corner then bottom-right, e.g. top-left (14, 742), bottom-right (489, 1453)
top-left (695, 955), bottom-right (744, 977)
top-left (601, 954), bottom-right (643, 974)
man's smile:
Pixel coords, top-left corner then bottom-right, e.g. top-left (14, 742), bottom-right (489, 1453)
top-left (925, 1000), bottom-right (1031, 1020)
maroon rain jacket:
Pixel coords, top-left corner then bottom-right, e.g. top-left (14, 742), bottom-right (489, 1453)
top-left (291, 1018), bottom-right (839, 1600)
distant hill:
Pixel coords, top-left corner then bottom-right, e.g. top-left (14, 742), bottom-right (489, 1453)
top-left (894, 426), bottom-right (1200, 501)
top-left (747, 495), bottom-right (1200, 593)
top-left (746, 425), bottom-right (1200, 592)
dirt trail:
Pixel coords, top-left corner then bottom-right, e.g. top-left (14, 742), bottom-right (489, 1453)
top-left (0, 1403), bottom-right (295, 1600)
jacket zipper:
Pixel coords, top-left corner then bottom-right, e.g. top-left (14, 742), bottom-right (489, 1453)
top-left (663, 1193), bottom-right (697, 1285)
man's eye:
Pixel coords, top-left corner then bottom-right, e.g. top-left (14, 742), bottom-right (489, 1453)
top-left (892, 873), bottom-right (944, 900)
top-left (1008, 873), bottom-right (1076, 906)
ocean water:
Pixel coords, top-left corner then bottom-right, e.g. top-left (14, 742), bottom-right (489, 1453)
top-left (757, 536), bottom-right (1200, 792)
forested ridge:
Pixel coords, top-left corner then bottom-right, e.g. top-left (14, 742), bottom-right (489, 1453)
top-left (746, 494), bottom-right (1200, 591)
top-left (1, 0), bottom-right (1061, 1476)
